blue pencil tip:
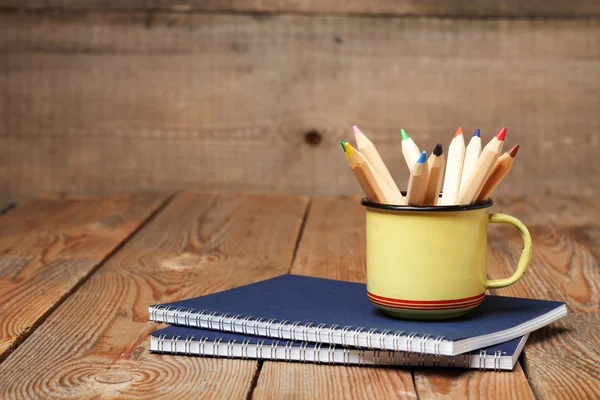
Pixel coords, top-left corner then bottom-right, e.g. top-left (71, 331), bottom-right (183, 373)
top-left (473, 128), bottom-right (481, 138)
top-left (417, 151), bottom-right (427, 163)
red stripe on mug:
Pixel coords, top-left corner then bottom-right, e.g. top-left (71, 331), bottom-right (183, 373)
top-left (368, 297), bottom-right (484, 310)
top-left (367, 291), bottom-right (485, 305)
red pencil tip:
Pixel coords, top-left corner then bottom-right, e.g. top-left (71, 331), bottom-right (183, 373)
top-left (453, 127), bottom-right (463, 138)
top-left (508, 144), bottom-right (520, 157)
top-left (496, 127), bottom-right (507, 141)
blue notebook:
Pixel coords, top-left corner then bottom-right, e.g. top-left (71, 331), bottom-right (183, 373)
top-left (150, 325), bottom-right (529, 370)
top-left (149, 274), bottom-right (566, 356)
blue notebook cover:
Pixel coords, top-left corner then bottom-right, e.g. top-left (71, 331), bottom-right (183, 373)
top-left (150, 325), bottom-right (528, 370)
top-left (149, 274), bottom-right (566, 356)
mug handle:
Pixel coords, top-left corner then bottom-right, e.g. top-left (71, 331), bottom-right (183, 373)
top-left (486, 213), bottom-right (532, 289)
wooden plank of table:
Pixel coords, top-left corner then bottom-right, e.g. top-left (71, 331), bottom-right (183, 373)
top-left (2, 0), bottom-right (600, 18)
top-left (253, 196), bottom-right (417, 399)
top-left (0, 193), bottom-right (308, 398)
top-left (2, 13), bottom-right (600, 201)
top-left (484, 195), bottom-right (600, 399)
top-left (0, 193), bottom-right (168, 361)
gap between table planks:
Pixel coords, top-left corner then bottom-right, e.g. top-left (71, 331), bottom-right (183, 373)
top-left (252, 196), bottom-right (540, 399)
top-left (0, 192), bottom-right (309, 398)
top-left (0, 193), bottom-right (168, 361)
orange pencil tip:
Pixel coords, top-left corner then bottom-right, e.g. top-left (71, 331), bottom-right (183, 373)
top-left (508, 144), bottom-right (520, 157)
top-left (453, 127), bottom-right (463, 138)
top-left (496, 127), bottom-right (507, 141)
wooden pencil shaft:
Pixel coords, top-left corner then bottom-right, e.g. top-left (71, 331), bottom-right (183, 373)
top-left (424, 154), bottom-right (445, 206)
top-left (440, 135), bottom-right (465, 205)
top-left (406, 162), bottom-right (429, 206)
top-left (402, 139), bottom-right (421, 169)
top-left (457, 137), bottom-right (504, 204)
top-left (460, 136), bottom-right (482, 193)
top-left (358, 145), bottom-right (404, 204)
top-left (476, 153), bottom-right (515, 201)
top-left (347, 149), bottom-right (393, 204)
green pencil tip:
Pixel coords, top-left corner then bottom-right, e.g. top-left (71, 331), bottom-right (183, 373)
top-left (400, 129), bottom-right (410, 141)
top-left (341, 140), bottom-right (347, 152)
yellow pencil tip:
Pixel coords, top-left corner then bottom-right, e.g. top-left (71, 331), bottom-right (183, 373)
top-left (345, 142), bottom-right (355, 158)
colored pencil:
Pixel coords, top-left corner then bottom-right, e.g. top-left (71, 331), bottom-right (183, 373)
top-left (406, 151), bottom-right (429, 206)
top-left (423, 144), bottom-right (445, 206)
top-left (440, 127), bottom-right (466, 205)
top-left (459, 128), bottom-right (482, 194)
top-left (476, 144), bottom-right (519, 202)
top-left (353, 126), bottom-right (404, 204)
top-left (400, 129), bottom-right (421, 170)
top-left (457, 127), bottom-right (506, 205)
top-left (341, 141), bottom-right (397, 204)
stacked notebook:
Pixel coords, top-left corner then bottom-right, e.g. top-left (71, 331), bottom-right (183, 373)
top-left (148, 274), bottom-right (567, 370)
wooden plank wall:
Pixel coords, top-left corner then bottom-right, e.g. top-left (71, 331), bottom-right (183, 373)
top-left (1, 2), bottom-right (599, 203)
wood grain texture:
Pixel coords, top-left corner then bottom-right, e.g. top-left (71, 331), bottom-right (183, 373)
top-left (0, 193), bottom-right (308, 398)
top-left (1, 0), bottom-right (600, 17)
top-left (1, 13), bottom-right (600, 201)
top-left (484, 195), bottom-right (600, 399)
top-left (253, 196), bottom-right (415, 399)
top-left (414, 363), bottom-right (533, 400)
top-left (0, 193), bottom-right (167, 361)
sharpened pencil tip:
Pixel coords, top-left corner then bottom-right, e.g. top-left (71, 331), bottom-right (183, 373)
top-left (417, 151), bottom-right (427, 163)
top-left (352, 125), bottom-right (363, 136)
top-left (508, 144), bottom-right (520, 157)
top-left (454, 127), bottom-right (463, 138)
top-left (473, 128), bottom-right (481, 138)
top-left (400, 129), bottom-right (410, 141)
top-left (433, 143), bottom-right (443, 156)
top-left (496, 127), bottom-right (507, 141)
top-left (341, 140), bottom-right (347, 152)
top-left (344, 142), bottom-right (355, 158)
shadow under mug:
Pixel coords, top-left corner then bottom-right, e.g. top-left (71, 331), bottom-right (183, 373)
top-left (361, 197), bottom-right (532, 320)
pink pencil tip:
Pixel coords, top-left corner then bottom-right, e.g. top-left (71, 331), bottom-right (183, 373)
top-left (353, 125), bottom-right (363, 135)
top-left (496, 127), bottom-right (507, 141)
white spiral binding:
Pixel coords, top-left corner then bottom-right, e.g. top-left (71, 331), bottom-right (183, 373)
top-left (340, 326), bottom-right (353, 347)
top-left (392, 331), bottom-right (404, 351)
top-left (253, 318), bottom-right (265, 336)
top-left (183, 308), bottom-right (194, 327)
top-left (448, 356), bottom-right (456, 368)
top-left (241, 316), bottom-right (253, 335)
top-left (494, 350), bottom-right (502, 371)
top-left (299, 342), bottom-right (309, 362)
top-left (206, 312), bottom-right (219, 329)
top-left (230, 314), bottom-right (242, 332)
top-left (257, 340), bottom-right (265, 359)
top-left (161, 306), bottom-right (173, 324)
top-left (387, 350), bottom-right (394, 366)
top-left (200, 336), bottom-right (209, 355)
top-left (241, 339), bottom-right (251, 359)
top-left (212, 338), bottom-right (223, 357)
top-left (218, 313), bottom-right (231, 331)
top-left (479, 350), bottom-right (487, 371)
top-left (353, 327), bottom-right (365, 347)
top-left (285, 341), bottom-right (294, 362)
top-left (464, 351), bottom-right (472, 369)
top-left (373, 350), bottom-right (381, 366)
top-left (290, 321), bottom-right (303, 340)
top-left (366, 328), bottom-right (378, 349)
top-left (185, 335), bottom-right (194, 355)
top-left (328, 343), bottom-right (336, 364)
top-left (343, 348), bottom-right (350, 365)
top-left (277, 320), bottom-right (290, 338)
top-left (315, 323), bottom-right (327, 343)
top-left (432, 336), bottom-right (444, 367)
top-left (227, 339), bottom-right (236, 358)
top-left (270, 340), bottom-right (279, 359)
top-left (265, 318), bottom-right (277, 337)
top-left (170, 335), bottom-right (180, 353)
top-left (328, 325), bottom-right (339, 344)
top-left (379, 329), bottom-right (391, 350)
top-left (302, 322), bottom-right (314, 342)
top-left (358, 349), bottom-right (365, 366)
top-left (157, 333), bottom-right (167, 353)
top-left (313, 342), bottom-right (323, 364)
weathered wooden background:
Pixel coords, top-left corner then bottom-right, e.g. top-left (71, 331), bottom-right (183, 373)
top-left (1, 1), bottom-right (599, 203)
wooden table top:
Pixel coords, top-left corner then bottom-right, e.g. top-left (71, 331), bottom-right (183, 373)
top-left (0, 193), bottom-right (597, 399)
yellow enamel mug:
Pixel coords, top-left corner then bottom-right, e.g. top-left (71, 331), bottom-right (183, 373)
top-left (362, 198), bottom-right (532, 320)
